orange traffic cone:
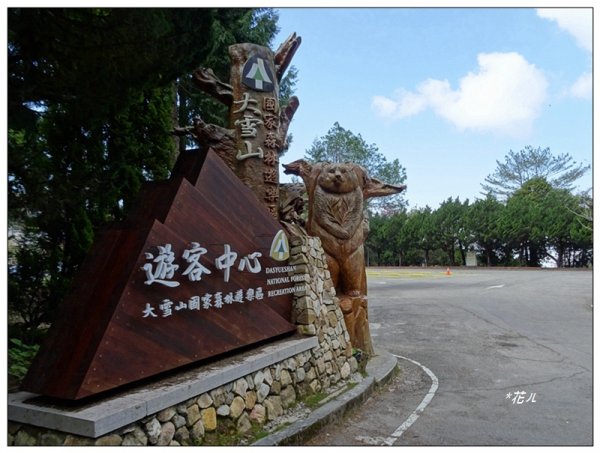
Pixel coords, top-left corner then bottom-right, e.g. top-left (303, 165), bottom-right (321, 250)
top-left (446, 267), bottom-right (452, 276)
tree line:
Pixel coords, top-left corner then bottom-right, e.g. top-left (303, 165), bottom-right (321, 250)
top-left (366, 184), bottom-right (592, 268)
top-left (364, 153), bottom-right (592, 268)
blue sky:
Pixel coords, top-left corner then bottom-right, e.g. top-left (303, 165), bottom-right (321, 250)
top-left (273, 7), bottom-right (593, 209)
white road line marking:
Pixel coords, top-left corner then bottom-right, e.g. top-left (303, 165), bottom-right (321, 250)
top-left (486, 284), bottom-right (505, 290)
top-left (385, 355), bottom-right (439, 446)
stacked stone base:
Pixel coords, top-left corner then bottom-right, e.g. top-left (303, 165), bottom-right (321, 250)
top-left (9, 233), bottom-right (356, 446)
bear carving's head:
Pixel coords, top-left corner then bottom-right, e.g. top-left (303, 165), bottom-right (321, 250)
top-left (317, 163), bottom-right (361, 194)
top-left (283, 159), bottom-right (406, 198)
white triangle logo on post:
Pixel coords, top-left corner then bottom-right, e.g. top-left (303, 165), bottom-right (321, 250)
top-left (242, 55), bottom-right (275, 92)
top-left (270, 230), bottom-right (290, 261)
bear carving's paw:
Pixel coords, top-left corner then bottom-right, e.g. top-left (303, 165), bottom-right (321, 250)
top-left (338, 229), bottom-right (351, 239)
top-left (339, 297), bottom-right (353, 314)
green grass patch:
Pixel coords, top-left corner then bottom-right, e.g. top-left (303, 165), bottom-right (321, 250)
top-left (303, 391), bottom-right (329, 409)
top-left (367, 271), bottom-right (441, 278)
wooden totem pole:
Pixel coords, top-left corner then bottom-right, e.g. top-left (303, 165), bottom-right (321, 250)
top-left (177, 33), bottom-right (301, 219)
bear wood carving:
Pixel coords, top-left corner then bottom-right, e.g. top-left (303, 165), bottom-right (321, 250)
top-left (283, 160), bottom-right (406, 355)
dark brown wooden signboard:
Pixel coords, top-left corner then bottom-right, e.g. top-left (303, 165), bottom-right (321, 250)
top-left (22, 149), bottom-right (297, 400)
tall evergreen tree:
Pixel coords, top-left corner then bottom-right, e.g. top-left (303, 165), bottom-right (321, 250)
top-left (433, 197), bottom-right (470, 266)
top-left (8, 8), bottom-right (281, 332)
top-left (500, 178), bottom-right (553, 266)
top-left (402, 207), bottom-right (438, 266)
top-left (481, 145), bottom-right (590, 199)
top-left (468, 196), bottom-right (505, 266)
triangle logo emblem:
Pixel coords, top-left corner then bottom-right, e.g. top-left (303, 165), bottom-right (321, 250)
top-left (270, 230), bottom-right (290, 261)
top-left (242, 54), bottom-right (275, 92)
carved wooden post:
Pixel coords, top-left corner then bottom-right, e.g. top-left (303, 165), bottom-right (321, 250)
top-left (229, 43), bottom-right (281, 218)
top-left (179, 34), bottom-right (301, 220)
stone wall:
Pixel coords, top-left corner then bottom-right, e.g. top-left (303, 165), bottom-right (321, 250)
top-left (289, 235), bottom-right (353, 383)
top-left (9, 233), bottom-right (357, 446)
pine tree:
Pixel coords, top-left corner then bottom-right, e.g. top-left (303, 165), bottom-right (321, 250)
top-left (481, 146), bottom-right (590, 199)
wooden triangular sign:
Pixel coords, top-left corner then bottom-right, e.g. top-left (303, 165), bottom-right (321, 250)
top-left (22, 149), bottom-right (297, 400)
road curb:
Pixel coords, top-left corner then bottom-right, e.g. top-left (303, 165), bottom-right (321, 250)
top-left (252, 348), bottom-right (399, 446)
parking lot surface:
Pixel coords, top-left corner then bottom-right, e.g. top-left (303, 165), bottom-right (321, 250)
top-left (306, 268), bottom-right (593, 446)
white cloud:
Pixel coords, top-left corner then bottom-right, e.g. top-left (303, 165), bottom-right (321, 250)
top-left (372, 88), bottom-right (429, 118)
top-left (569, 72), bottom-right (592, 99)
top-left (371, 95), bottom-right (401, 118)
top-left (371, 52), bottom-right (548, 138)
top-left (536, 8), bottom-right (592, 52)
top-left (537, 8), bottom-right (592, 100)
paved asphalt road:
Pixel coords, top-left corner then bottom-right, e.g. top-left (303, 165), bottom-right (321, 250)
top-left (306, 268), bottom-right (593, 446)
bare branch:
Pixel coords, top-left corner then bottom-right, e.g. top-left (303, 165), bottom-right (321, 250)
top-left (277, 95), bottom-right (299, 153)
top-left (191, 67), bottom-right (233, 106)
top-left (274, 33), bottom-right (301, 81)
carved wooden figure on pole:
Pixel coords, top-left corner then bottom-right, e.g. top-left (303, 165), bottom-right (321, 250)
top-left (284, 160), bottom-right (406, 355)
top-left (176, 33), bottom-right (301, 219)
